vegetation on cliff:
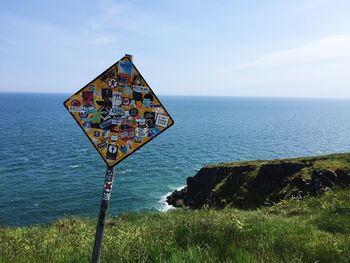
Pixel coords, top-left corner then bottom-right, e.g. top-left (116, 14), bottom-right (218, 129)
top-left (167, 153), bottom-right (350, 209)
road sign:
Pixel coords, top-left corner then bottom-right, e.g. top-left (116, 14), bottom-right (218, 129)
top-left (64, 55), bottom-right (174, 263)
top-left (64, 55), bottom-right (174, 167)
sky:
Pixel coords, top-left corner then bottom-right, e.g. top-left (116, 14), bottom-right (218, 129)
top-left (0, 0), bottom-right (350, 98)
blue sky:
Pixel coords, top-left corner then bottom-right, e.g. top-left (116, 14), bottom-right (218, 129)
top-left (1, 0), bottom-right (350, 97)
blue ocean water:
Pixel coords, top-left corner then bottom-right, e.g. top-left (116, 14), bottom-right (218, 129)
top-left (1, 93), bottom-right (350, 227)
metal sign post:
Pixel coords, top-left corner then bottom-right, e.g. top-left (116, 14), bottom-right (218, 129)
top-left (64, 53), bottom-right (174, 263)
top-left (91, 166), bottom-right (115, 263)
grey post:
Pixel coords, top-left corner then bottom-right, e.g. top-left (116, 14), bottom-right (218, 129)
top-left (91, 54), bottom-right (133, 263)
top-left (91, 166), bottom-right (115, 263)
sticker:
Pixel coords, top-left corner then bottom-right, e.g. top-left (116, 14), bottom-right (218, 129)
top-left (111, 135), bottom-right (118, 141)
top-left (106, 170), bottom-right (113, 181)
top-left (99, 107), bottom-right (110, 119)
top-left (133, 91), bottom-right (143, 101)
top-left (121, 145), bottom-right (127, 153)
top-left (95, 96), bottom-right (104, 106)
top-left (132, 75), bottom-right (142, 86)
top-left (94, 131), bottom-right (100, 137)
top-left (136, 118), bottom-right (146, 126)
top-left (100, 118), bottom-right (113, 129)
top-left (144, 94), bottom-right (153, 102)
top-left (118, 61), bottom-right (133, 75)
top-left (143, 98), bottom-right (151, 108)
top-left (71, 99), bottom-right (81, 106)
top-left (144, 112), bottom-right (155, 128)
top-left (155, 114), bottom-right (169, 128)
top-left (129, 100), bottom-right (136, 108)
top-left (121, 118), bottom-right (134, 129)
top-left (106, 144), bottom-right (118, 160)
top-left (111, 117), bottom-right (122, 125)
top-left (133, 85), bottom-right (149, 93)
top-left (85, 107), bottom-right (96, 114)
top-left (130, 108), bottom-right (138, 117)
top-left (112, 92), bottom-right (122, 106)
top-left (104, 182), bottom-right (113, 192)
top-left (117, 74), bottom-right (129, 85)
top-left (122, 98), bottom-right (130, 106)
top-left (69, 106), bottom-right (86, 112)
top-left (103, 192), bottom-right (111, 201)
top-left (123, 86), bottom-right (133, 96)
top-left (144, 112), bottom-right (155, 119)
top-left (103, 130), bottom-right (110, 138)
top-left (92, 112), bottom-right (102, 124)
top-left (148, 127), bottom-right (160, 137)
top-left (134, 136), bottom-right (142, 143)
top-left (98, 142), bottom-right (107, 148)
top-left (82, 91), bottom-right (94, 107)
top-left (108, 79), bottom-right (118, 89)
top-left (102, 88), bottom-right (112, 99)
top-left (136, 127), bottom-right (148, 137)
top-left (83, 119), bottom-right (92, 131)
top-left (119, 129), bottom-right (135, 141)
top-left (80, 111), bottom-right (88, 120)
top-left (127, 140), bottom-right (133, 150)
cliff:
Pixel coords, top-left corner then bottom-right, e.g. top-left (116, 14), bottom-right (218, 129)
top-left (167, 153), bottom-right (350, 209)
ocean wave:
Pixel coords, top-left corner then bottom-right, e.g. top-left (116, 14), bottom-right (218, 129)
top-left (69, 165), bottom-right (80, 168)
top-left (158, 185), bottom-right (187, 212)
top-left (120, 169), bottom-right (132, 174)
top-left (158, 191), bottom-right (175, 212)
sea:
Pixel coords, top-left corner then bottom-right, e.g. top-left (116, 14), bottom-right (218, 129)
top-left (1, 93), bottom-right (350, 227)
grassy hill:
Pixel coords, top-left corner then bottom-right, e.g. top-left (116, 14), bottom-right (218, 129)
top-left (0, 189), bottom-right (349, 263)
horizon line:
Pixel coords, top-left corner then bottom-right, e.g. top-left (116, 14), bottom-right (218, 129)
top-left (0, 91), bottom-right (350, 100)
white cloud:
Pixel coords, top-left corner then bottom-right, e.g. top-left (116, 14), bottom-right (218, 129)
top-left (205, 33), bottom-right (350, 98)
top-left (221, 33), bottom-right (350, 71)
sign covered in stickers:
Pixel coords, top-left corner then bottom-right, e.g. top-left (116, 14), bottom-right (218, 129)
top-left (64, 56), bottom-right (174, 167)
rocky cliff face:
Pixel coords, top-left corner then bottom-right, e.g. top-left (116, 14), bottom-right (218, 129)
top-left (166, 153), bottom-right (350, 209)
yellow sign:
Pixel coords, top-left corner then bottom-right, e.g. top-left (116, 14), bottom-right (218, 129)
top-left (64, 56), bottom-right (174, 167)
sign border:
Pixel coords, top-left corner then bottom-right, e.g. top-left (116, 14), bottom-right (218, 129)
top-left (63, 56), bottom-right (174, 167)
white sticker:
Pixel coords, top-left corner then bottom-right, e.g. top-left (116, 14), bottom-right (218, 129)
top-left (132, 85), bottom-right (149, 93)
top-left (155, 114), bottom-right (169, 128)
top-left (69, 106), bottom-right (86, 112)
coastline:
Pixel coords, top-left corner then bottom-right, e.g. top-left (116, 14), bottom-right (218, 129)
top-left (166, 153), bottom-right (350, 209)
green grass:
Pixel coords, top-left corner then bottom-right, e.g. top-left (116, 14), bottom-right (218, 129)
top-left (208, 153), bottom-right (350, 168)
top-left (1, 189), bottom-right (349, 263)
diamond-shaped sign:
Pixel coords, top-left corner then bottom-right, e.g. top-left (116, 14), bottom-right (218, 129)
top-left (64, 56), bottom-right (174, 167)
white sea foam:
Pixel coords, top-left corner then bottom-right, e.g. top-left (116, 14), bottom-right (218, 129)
top-left (69, 165), bottom-right (80, 168)
top-left (120, 169), bottom-right (132, 174)
top-left (158, 185), bottom-right (186, 212)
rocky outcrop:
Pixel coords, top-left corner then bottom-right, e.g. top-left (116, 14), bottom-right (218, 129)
top-left (166, 153), bottom-right (350, 209)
